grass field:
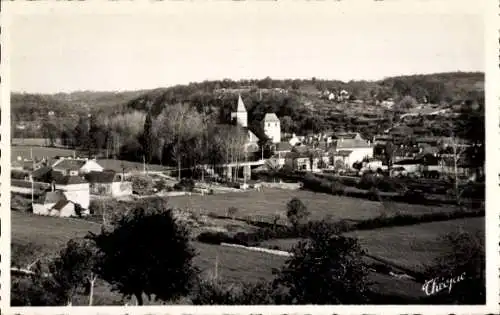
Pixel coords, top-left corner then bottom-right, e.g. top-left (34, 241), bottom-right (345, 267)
top-left (11, 211), bottom-right (285, 305)
top-left (346, 217), bottom-right (485, 273)
top-left (260, 217), bottom-right (484, 274)
top-left (12, 145), bottom-right (78, 161)
top-left (167, 188), bottom-right (457, 222)
top-left (11, 208), bottom-right (447, 304)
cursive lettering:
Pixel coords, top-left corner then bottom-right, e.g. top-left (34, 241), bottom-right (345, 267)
top-left (422, 272), bottom-right (466, 295)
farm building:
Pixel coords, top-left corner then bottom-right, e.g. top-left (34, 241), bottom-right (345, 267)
top-left (32, 190), bottom-right (79, 217)
top-left (85, 171), bottom-right (132, 197)
top-left (52, 157), bottom-right (104, 176)
top-left (54, 175), bottom-right (90, 210)
top-left (334, 137), bottom-right (373, 168)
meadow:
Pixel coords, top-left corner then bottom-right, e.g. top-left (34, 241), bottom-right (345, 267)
top-left (261, 217), bottom-right (485, 273)
top-left (167, 188), bottom-right (458, 222)
top-left (11, 211), bottom-right (286, 305)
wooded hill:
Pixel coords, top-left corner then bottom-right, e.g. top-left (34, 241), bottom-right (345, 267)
top-left (12, 71), bottom-right (484, 140)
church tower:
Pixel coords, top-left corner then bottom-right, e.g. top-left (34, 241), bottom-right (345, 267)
top-left (231, 94), bottom-right (248, 128)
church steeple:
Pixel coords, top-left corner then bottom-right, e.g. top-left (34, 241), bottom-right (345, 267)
top-left (231, 94), bottom-right (248, 127)
top-left (237, 94), bottom-right (246, 112)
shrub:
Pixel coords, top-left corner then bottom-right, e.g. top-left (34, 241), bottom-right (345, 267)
top-left (196, 231), bottom-right (232, 245)
top-left (286, 197), bottom-right (310, 228)
top-left (130, 174), bottom-right (154, 195)
top-left (174, 178), bottom-right (195, 192)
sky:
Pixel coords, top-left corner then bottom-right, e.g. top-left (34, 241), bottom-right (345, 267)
top-left (9, 1), bottom-right (485, 94)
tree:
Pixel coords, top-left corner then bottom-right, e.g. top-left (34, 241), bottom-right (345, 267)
top-left (395, 95), bottom-right (417, 112)
top-left (446, 136), bottom-right (468, 203)
top-left (49, 238), bottom-right (99, 306)
top-left (88, 198), bottom-right (197, 305)
top-left (155, 103), bottom-right (205, 181)
top-left (383, 142), bottom-right (394, 174)
top-left (141, 110), bottom-right (154, 164)
top-left (265, 158), bottom-right (282, 182)
top-left (423, 231), bottom-right (485, 304)
top-left (274, 221), bottom-right (369, 304)
top-left (286, 197), bottom-right (310, 228)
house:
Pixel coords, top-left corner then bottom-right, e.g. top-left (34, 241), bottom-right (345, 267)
top-left (32, 190), bottom-right (78, 217)
top-left (334, 137), bottom-right (373, 168)
top-left (52, 157), bottom-right (104, 176)
top-left (274, 142), bottom-right (292, 158)
top-left (85, 171), bottom-right (133, 197)
top-left (262, 113), bottom-right (281, 144)
top-left (288, 133), bottom-right (304, 146)
top-left (285, 148), bottom-right (329, 172)
top-left (54, 175), bottom-right (90, 210)
top-left (335, 132), bottom-right (364, 141)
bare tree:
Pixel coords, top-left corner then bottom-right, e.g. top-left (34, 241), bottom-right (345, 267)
top-left (155, 104), bottom-right (204, 181)
top-left (446, 136), bottom-right (468, 204)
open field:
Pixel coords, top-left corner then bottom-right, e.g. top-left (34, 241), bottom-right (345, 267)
top-left (168, 188), bottom-right (458, 222)
top-left (12, 145), bottom-right (78, 161)
top-left (261, 217), bottom-right (484, 273)
top-left (11, 211), bottom-right (285, 305)
top-left (345, 217), bottom-right (485, 273)
top-left (11, 209), bottom-right (439, 304)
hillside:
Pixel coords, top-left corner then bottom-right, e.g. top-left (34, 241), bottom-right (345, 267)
top-left (11, 72), bottom-right (484, 140)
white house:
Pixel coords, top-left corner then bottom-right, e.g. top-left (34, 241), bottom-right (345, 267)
top-left (334, 137), bottom-right (373, 169)
top-left (54, 175), bottom-right (90, 210)
top-left (262, 113), bottom-right (281, 144)
top-left (288, 134), bottom-right (304, 146)
top-left (52, 157), bottom-right (104, 176)
top-left (32, 190), bottom-right (78, 217)
top-left (85, 171), bottom-right (133, 197)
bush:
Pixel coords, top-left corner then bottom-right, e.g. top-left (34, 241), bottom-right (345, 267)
top-left (174, 178), bottom-right (195, 192)
top-left (130, 174), bottom-right (154, 195)
top-left (196, 231), bottom-right (232, 245)
top-left (191, 278), bottom-right (283, 305)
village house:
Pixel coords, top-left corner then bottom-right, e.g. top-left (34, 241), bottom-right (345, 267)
top-left (85, 171), bottom-right (133, 197)
top-left (53, 175), bottom-right (90, 210)
top-left (52, 157), bottom-right (104, 176)
top-left (285, 147), bottom-right (329, 172)
top-left (333, 134), bottom-right (373, 169)
top-left (32, 190), bottom-right (80, 218)
top-left (262, 113), bottom-right (281, 144)
top-left (288, 133), bottom-right (305, 146)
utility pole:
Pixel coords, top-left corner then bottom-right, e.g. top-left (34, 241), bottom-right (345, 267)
top-left (31, 148), bottom-right (34, 204)
top-left (214, 253), bottom-right (219, 280)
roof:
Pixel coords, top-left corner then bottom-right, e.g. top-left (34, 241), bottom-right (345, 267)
top-left (55, 175), bottom-right (88, 185)
top-left (275, 142), bottom-right (292, 152)
top-left (336, 139), bottom-right (372, 149)
top-left (40, 190), bottom-right (67, 204)
top-left (334, 150), bottom-right (353, 157)
top-left (52, 159), bottom-right (86, 171)
top-left (263, 113), bottom-right (280, 122)
top-left (85, 171), bottom-right (118, 183)
top-left (51, 199), bottom-right (71, 210)
top-left (31, 166), bottom-right (52, 180)
top-left (236, 94), bottom-right (246, 112)
top-left (335, 132), bottom-right (360, 140)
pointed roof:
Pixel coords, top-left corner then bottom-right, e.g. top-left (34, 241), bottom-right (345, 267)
top-left (236, 94), bottom-right (246, 112)
top-left (263, 113), bottom-right (279, 122)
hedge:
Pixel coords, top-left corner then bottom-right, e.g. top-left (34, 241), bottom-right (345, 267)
top-left (196, 208), bottom-right (485, 247)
